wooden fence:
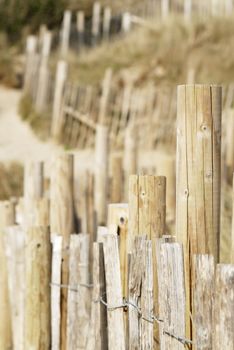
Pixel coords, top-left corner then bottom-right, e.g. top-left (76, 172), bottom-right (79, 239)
top-left (1, 84), bottom-right (234, 349)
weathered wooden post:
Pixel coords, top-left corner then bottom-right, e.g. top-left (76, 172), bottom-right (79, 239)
top-left (76, 11), bottom-right (85, 49)
top-left (184, 0), bottom-right (192, 21)
top-left (94, 125), bottom-right (109, 225)
top-left (124, 123), bottom-right (138, 200)
top-left (193, 255), bottom-right (215, 349)
top-left (225, 109), bottom-right (234, 184)
top-left (110, 154), bottom-right (123, 203)
top-left (103, 6), bottom-right (112, 40)
top-left (51, 60), bottom-right (68, 141)
top-left (98, 68), bottom-right (112, 124)
top-left (176, 84), bottom-right (222, 336)
top-left (66, 234), bottom-right (90, 350)
top-left (23, 160), bottom-right (44, 229)
top-left (161, 0), bottom-right (170, 19)
top-left (0, 201), bottom-right (15, 350)
top-left (50, 153), bottom-right (74, 350)
top-left (24, 35), bottom-right (38, 94)
top-left (213, 264), bottom-right (234, 348)
top-left (61, 10), bottom-right (72, 56)
top-left (25, 226), bottom-right (51, 349)
top-left (232, 174), bottom-right (234, 264)
top-left (121, 12), bottom-right (131, 33)
top-left (4, 226), bottom-right (25, 350)
top-left (35, 30), bottom-right (52, 113)
top-left (86, 242), bottom-right (107, 350)
top-left (92, 2), bottom-right (101, 45)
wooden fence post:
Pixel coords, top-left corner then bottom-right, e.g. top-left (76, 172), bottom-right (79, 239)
top-left (176, 84), bottom-right (222, 336)
top-left (67, 234), bottom-right (90, 350)
top-left (4, 226), bottom-right (25, 350)
top-left (128, 236), bottom-right (145, 348)
top-left (98, 68), bottom-right (112, 125)
top-left (24, 35), bottom-right (38, 94)
top-left (184, 0), bottom-right (192, 21)
top-left (124, 123), bottom-right (138, 200)
top-left (103, 233), bottom-right (125, 349)
top-left (61, 10), bottom-right (72, 56)
top-left (86, 242), bottom-right (107, 350)
top-left (157, 241), bottom-right (186, 349)
top-left (94, 125), bottom-right (109, 225)
top-left (140, 240), bottom-right (153, 349)
top-left (25, 226), bottom-right (51, 349)
top-left (110, 154), bottom-right (123, 203)
top-left (51, 60), bottom-right (68, 141)
top-left (121, 12), bottom-right (131, 33)
top-left (161, 0), bottom-right (170, 19)
top-left (76, 11), bottom-right (85, 49)
top-left (225, 109), bottom-right (234, 184)
top-left (232, 174), bottom-right (234, 264)
top-left (23, 160), bottom-right (44, 229)
top-left (193, 255), bottom-right (215, 349)
top-left (103, 6), bottom-right (112, 40)
top-left (35, 30), bottom-right (52, 113)
top-left (0, 201), bottom-right (15, 350)
top-left (50, 154), bottom-right (74, 350)
top-left (213, 264), bottom-right (234, 349)
top-left (51, 234), bottom-right (63, 350)
top-left (92, 2), bottom-right (101, 45)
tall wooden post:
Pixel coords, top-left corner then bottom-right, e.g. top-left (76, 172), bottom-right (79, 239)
top-left (50, 154), bottom-right (74, 350)
top-left (24, 35), bottom-right (38, 94)
top-left (76, 11), bottom-right (85, 49)
top-left (51, 60), bottom-right (68, 141)
top-left (61, 10), bottom-right (72, 56)
top-left (110, 154), bottom-right (123, 203)
top-left (25, 226), bottom-right (51, 349)
top-left (176, 84), bottom-right (222, 336)
top-left (225, 109), bottom-right (234, 184)
top-left (231, 174), bottom-right (234, 264)
top-left (0, 201), bottom-right (15, 350)
top-left (35, 31), bottom-right (52, 113)
top-left (23, 160), bottom-right (44, 229)
top-left (92, 2), bottom-right (101, 45)
top-left (184, 0), bottom-right (192, 21)
top-left (121, 12), bottom-right (131, 33)
top-left (94, 125), bottom-right (109, 225)
top-left (124, 123), bottom-right (138, 200)
top-left (98, 68), bottom-right (112, 125)
top-left (161, 0), bottom-right (170, 19)
top-left (103, 7), bottom-right (112, 40)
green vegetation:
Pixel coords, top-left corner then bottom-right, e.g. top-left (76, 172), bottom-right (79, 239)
top-left (19, 94), bottom-right (51, 140)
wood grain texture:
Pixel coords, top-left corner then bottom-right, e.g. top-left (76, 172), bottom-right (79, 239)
top-left (86, 242), bottom-right (107, 350)
top-left (4, 225), bottom-right (25, 350)
top-left (110, 154), bottom-right (123, 203)
top-left (66, 234), bottom-right (91, 350)
top-left (176, 84), bottom-right (222, 337)
top-left (128, 236), bottom-right (145, 349)
top-left (50, 153), bottom-right (74, 350)
top-left (25, 226), bottom-right (51, 350)
top-left (140, 240), bottom-right (153, 350)
top-left (51, 234), bottom-right (63, 350)
top-left (103, 233), bottom-right (125, 349)
top-left (213, 264), bottom-right (234, 350)
top-left (193, 255), bottom-right (215, 350)
top-left (0, 201), bottom-right (15, 350)
top-left (157, 241), bottom-right (186, 350)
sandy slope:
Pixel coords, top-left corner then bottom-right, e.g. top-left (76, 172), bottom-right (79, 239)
top-left (0, 87), bottom-right (62, 164)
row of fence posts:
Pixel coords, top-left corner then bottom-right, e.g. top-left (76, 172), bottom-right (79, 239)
top-left (1, 84), bottom-right (234, 349)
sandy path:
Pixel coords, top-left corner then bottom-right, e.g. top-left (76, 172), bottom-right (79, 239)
top-left (0, 87), bottom-right (62, 164)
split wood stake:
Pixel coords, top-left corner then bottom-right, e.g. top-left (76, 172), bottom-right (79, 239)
top-left (124, 123), bottom-right (138, 200)
top-left (98, 68), bottom-right (112, 125)
top-left (4, 226), bottom-right (25, 350)
top-left (157, 240), bottom-right (186, 350)
top-left (103, 7), bottom-right (112, 40)
top-left (103, 233), bottom-right (125, 349)
top-left (110, 154), bottom-right (123, 203)
top-left (50, 154), bottom-right (74, 350)
top-left (213, 264), bottom-right (234, 349)
top-left (232, 174), bottom-right (234, 264)
top-left (92, 2), bottom-right (101, 45)
top-left (94, 124), bottom-right (109, 225)
top-left (193, 255), bottom-right (215, 349)
top-left (51, 61), bottom-right (68, 141)
top-left (76, 11), bottom-right (85, 48)
top-left (67, 234), bottom-right (90, 350)
top-left (86, 242), bottom-right (107, 350)
top-left (24, 35), bottom-right (38, 94)
top-left (0, 201), bottom-right (15, 350)
top-left (61, 10), bottom-right (72, 56)
top-left (25, 226), bottom-right (51, 349)
top-left (176, 84), bottom-right (222, 337)
top-left (51, 234), bottom-right (63, 350)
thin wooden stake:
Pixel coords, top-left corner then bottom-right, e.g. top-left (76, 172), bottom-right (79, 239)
top-left (103, 233), bottom-right (125, 349)
top-left (61, 10), bottom-right (72, 56)
top-left (25, 226), bottom-right (51, 349)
